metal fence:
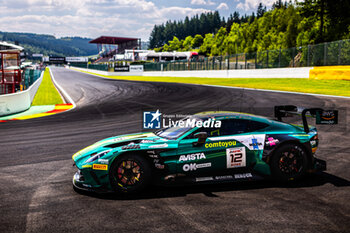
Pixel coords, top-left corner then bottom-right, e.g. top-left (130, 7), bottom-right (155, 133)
top-left (144, 39), bottom-right (350, 72)
top-left (69, 39), bottom-right (350, 73)
top-left (22, 69), bottom-right (42, 90)
top-left (0, 69), bottom-right (42, 95)
top-left (71, 62), bottom-right (107, 71)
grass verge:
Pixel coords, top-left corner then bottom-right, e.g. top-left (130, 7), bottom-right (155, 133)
top-left (32, 68), bottom-right (64, 105)
top-left (72, 68), bottom-right (350, 97)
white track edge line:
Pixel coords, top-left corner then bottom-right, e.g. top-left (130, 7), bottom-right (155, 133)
top-left (49, 67), bottom-right (76, 110)
top-left (69, 67), bottom-right (350, 99)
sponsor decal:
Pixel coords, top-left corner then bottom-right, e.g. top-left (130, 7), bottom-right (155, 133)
top-left (130, 65), bottom-right (144, 72)
top-left (215, 175), bottom-right (234, 180)
top-left (147, 151), bottom-right (159, 158)
top-left (148, 143), bottom-right (168, 148)
top-left (226, 147), bottom-right (246, 168)
top-left (179, 153), bottom-right (206, 162)
top-left (49, 56), bottom-right (65, 63)
top-left (234, 173), bottom-right (253, 179)
top-left (205, 141), bottom-right (237, 148)
top-left (143, 110), bottom-right (162, 129)
top-left (195, 177), bottom-right (214, 182)
top-left (155, 164), bottom-right (165, 169)
top-left (250, 138), bottom-right (261, 150)
top-left (140, 140), bottom-right (154, 143)
top-left (266, 137), bottom-right (279, 146)
top-left (290, 134), bottom-right (309, 137)
top-left (310, 140), bottom-right (317, 146)
top-left (98, 159), bottom-right (109, 164)
top-left (316, 110), bottom-right (338, 125)
top-left (114, 66), bottom-right (130, 72)
top-left (82, 165), bottom-right (92, 168)
top-left (93, 164), bottom-right (108, 171)
top-left (209, 135), bottom-right (265, 150)
top-left (312, 147), bottom-right (317, 153)
top-left (122, 144), bottom-right (140, 150)
top-left (195, 173), bottom-right (253, 182)
top-left (66, 57), bottom-right (88, 62)
top-left (183, 162), bottom-right (211, 172)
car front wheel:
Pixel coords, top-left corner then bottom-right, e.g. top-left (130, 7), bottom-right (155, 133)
top-left (110, 154), bottom-right (152, 194)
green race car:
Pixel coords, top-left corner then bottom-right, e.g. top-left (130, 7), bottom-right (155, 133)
top-left (72, 106), bottom-right (335, 194)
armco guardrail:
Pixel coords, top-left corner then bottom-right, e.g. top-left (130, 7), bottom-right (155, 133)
top-left (0, 71), bottom-right (43, 116)
top-left (144, 67), bottom-right (313, 78)
top-left (70, 67), bottom-right (143, 76)
top-left (71, 66), bottom-right (312, 78)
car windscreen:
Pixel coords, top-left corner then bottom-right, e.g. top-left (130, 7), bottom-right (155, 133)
top-left (155, 117), bottom-right (203, 139)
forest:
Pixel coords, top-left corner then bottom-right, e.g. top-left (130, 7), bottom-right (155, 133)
top-left (149, 0), bottom-right (350, 56)
top-left (0, 32), bottom-right (97, 57)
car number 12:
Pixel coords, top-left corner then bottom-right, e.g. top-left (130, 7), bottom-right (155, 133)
top-left (226, 147), bottom-right (246, 168)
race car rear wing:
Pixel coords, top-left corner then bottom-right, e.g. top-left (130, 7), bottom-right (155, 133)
top-left (274, 105), bottom-right (338, 133)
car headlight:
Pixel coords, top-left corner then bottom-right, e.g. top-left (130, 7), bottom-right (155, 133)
top-left (85, 149), bottom-right (112, 163)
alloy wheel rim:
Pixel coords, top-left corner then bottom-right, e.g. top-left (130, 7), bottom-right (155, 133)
top-left (117, 160), bottom-right (142, 187)
top-left (278, 148), bottom-right (303, 175)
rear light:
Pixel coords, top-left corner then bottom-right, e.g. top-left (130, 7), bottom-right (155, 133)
top-left (310, 134), bottom-right (318, 154)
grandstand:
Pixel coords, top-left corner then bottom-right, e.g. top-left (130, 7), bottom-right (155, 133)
top-left (90, 36), bottom-right (141, 63)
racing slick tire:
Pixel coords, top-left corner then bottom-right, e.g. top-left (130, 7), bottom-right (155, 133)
top-left (270, 143), bottom-right (308, 181)
top-left (110, 153), bottom-right (152, 194)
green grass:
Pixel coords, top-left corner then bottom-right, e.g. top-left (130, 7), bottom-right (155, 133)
top-left (32, 68), bottom-right (64, 106)
top-left (73, 68), bottom-right (350, 97)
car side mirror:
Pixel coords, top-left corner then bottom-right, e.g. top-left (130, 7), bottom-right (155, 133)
top-left (193, 132), bottom-right (207, 147)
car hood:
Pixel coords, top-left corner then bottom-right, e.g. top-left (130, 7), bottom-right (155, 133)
top-left (72, 132), bottom-right (172, 164)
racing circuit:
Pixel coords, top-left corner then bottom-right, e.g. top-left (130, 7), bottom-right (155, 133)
top-left (0, 67), bottom-right (349, 232)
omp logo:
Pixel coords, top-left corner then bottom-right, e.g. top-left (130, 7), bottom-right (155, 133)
top-left (143, 110), bottom-right (162, 129)
top-left (179, 153), bottom-right (206, 162)
top-left (205, 141), bottom-right (236, 148)
top-left (93, 164), bottom-right (108, 170)
top-left (183, 163), bottom-right (211, 172)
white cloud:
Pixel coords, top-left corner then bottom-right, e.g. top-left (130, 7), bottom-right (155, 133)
top-left (0, 0), bottom-right (211, 40)
top-left (216, 3), bottom-right (229, 10)
top-left (191, 0), bottom-right (215, 6)
top-left (236, 2), bottom-right (244, 10)
top-left (236, 0), bottom-right (276, 11)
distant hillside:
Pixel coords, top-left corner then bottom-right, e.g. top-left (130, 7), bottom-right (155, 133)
top-left (0, 32), bottom-right (98, 57)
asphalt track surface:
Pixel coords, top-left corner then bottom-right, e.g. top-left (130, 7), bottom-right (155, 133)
top-left (0, 67), bottom-right (349, 233)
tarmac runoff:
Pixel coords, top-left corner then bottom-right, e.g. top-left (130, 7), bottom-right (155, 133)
top-left (0, 104), bottom-right (73, 122)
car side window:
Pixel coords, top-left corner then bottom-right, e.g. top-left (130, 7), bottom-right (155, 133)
top-left (220, 119), bottom-right (248, 135)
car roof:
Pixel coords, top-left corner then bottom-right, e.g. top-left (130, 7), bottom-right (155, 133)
top-left (194, 111), bottom-right (304, 133)
top-left (194, 111), bottom-right (272, 123)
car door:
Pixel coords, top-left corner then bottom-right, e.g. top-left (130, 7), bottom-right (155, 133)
top-left (176, 119), bottom-right (257, 176)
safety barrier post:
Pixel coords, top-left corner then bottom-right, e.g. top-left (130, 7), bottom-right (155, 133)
top-left (324, 42), bottom-right (327, 66)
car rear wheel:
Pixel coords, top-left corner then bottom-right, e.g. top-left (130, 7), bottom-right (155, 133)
top-left (270, 143), bottom-right (308, 181)
top-left (110, 154), bottom-right (152, 194)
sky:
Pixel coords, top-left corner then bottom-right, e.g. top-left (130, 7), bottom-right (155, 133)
top-left (0, 0), bottom-right (277, 41)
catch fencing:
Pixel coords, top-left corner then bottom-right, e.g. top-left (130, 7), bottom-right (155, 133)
top-left (144, 39), bottom-right (350, 72)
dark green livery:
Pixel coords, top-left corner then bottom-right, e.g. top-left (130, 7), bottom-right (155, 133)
top-left (72, 108), bottom-right (326, 194)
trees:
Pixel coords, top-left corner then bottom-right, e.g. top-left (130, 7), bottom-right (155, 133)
top-left (182, 36), bottom-right (193, 51)
top-left (199, 34), bottom-right (215, 56)
top-left (150, 1), bottom-right (349, 56)
top-left (191, 35), bottom-right (204, 49)
top-left (257, 3), bottom-right (267, 18)
top-left (149, 11), bottom-right (225, 50)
